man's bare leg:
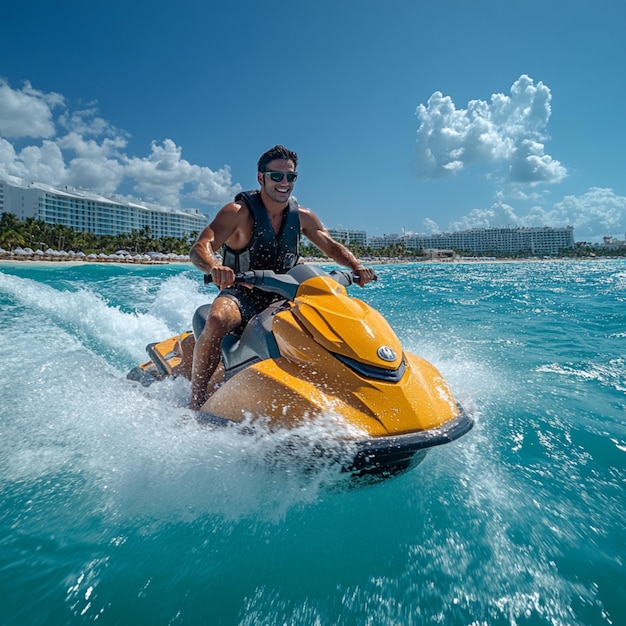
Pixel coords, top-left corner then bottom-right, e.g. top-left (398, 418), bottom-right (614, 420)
top-left (190, 297), bottom-right (241, 410)
top-left (171, 333), bottom-right (196, 380)
top-left (205, 361), bottom-right (225, 395)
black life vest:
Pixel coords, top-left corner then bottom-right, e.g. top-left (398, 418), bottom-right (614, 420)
top-left (222, 190), bottom-right (301, 273)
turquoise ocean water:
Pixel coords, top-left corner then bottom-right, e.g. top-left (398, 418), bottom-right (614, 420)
top-left (0, 260), bottom-right (624, 625)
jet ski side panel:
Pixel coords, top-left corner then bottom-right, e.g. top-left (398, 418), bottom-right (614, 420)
top-left (275, 308), bottom-right (462, 433)
top-left (203, 309), bottom-right (464, 437)
top-left (293, 276), bottom-right (404, 370)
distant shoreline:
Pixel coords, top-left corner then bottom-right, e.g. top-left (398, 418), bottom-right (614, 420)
top-left (0, 254), bottom-right (186, 267)
top-left (1, 255), bottom-right (620, 269)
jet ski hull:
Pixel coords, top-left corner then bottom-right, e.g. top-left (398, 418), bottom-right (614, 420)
top-left (128, 266), bottom-right (474, 481)
top-left (194, 404), bottom-right (472, 479)
top-left (349, 409), bottom-right (472, 477)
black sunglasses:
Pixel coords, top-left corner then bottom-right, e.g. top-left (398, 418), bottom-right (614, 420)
top-left (265, 171), bottom-right (298, 183)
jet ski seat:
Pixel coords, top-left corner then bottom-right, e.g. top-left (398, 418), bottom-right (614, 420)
top-left (192, 302), bottom-right (283, 374)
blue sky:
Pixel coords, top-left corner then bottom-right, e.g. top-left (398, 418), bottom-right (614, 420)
top-left (1, 0), bottom-right (624, 242)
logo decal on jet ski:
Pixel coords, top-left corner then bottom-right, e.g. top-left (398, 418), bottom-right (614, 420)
top-left (377, 346), bottom-right (397, 362)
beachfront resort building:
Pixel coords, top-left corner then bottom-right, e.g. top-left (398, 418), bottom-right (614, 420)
top-left (369, 226), bottom-right (575, 256)
top-left (597, 235), bottom-right (626, 250)
top-left (1, 174), bottom-right (577, 256)
top-left (0, 176), bottom-right (208, 239)
top-left (327, 228), bottom-right (368, 247)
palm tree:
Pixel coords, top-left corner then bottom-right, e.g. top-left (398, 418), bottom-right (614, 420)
top-left (0, 228), bottom-right (26, 250)
top-left (0, 212), bottom-right (20, 230)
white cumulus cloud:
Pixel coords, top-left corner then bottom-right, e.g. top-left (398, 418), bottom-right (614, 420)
top-left (528, 188), bottom-right (626, 241)
top-left (445, 202), bottom-right (523, 232)
top-left (415, 75), bottom-right (567, 184)
top-left (10, 141), bottom-right (67, 184)
top-left (422, 188), bottom-right (626, 242)
top-left (0, 77), bottom-right (240, 209)
top-left (0, 79), bottom-right (64, 139)
top-left (125, 139), bottom-right (237, 208)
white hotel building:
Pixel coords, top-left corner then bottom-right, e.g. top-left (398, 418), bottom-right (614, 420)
top-left (326, 228), bottom-right (368, 247)
top-left (1, 176), bottom-right (576, 256)
top-left (0, 176), bottom-right (208, 239)
top-left (369, 226), bottom-right (575, 256)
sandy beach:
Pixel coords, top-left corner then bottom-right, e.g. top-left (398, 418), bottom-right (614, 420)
top-left (0, 251), bottom-right (618, 268)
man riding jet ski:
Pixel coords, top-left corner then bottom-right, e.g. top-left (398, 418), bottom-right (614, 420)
top-left (187, 145), bottom-right (376, 411)
top-left (128, 145), bottom-right (472, 476)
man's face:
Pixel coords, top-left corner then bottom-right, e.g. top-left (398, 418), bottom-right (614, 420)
top-left (258, 158), bottom-right (297, 204)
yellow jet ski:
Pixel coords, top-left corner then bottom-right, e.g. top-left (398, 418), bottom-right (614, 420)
top-left (128, 264), bottom-right (472, 478)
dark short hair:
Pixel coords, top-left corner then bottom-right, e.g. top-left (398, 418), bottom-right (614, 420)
top-left (257, 145), bottom-right (298, 172)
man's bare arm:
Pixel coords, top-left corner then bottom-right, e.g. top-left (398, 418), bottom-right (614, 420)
top-left (300, 208), bottom-right (376, 286)
top-left (189, 226), bottom-right (221, 274)
top-left (189, 202), bottom-right (249, 288)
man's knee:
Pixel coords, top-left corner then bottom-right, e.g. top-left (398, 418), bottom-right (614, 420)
top-left (206, 298), bottom-right (241, 336)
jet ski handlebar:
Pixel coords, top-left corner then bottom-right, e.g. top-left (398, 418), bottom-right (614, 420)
top-left (204, 266), bottom-right (376, 299)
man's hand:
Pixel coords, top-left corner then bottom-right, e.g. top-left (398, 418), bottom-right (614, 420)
top-left (354, 267), bottom-right (377, 287)
top-left (210, 265), bottom-right (236, 289)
